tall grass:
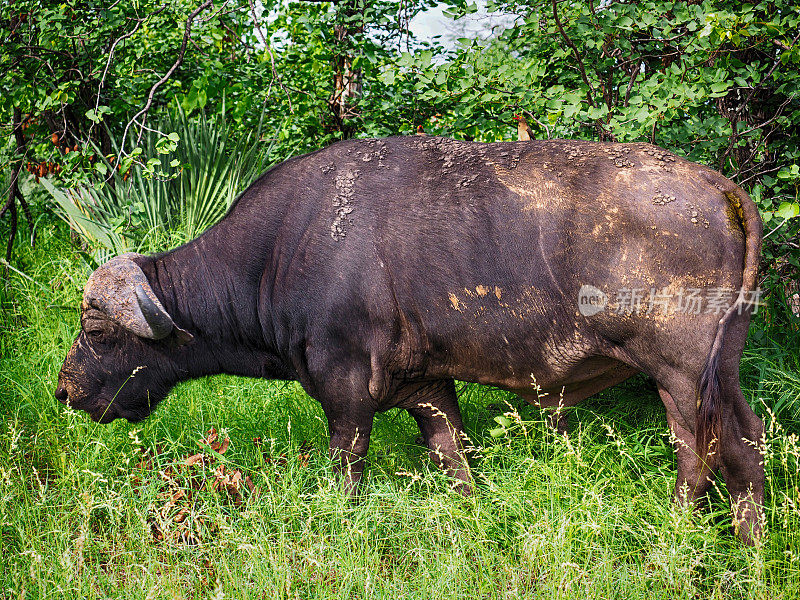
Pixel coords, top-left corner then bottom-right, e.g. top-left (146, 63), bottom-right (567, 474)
top-left (2, 220), bottom-right (800, 598)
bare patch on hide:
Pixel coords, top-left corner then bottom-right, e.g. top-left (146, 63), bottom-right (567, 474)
top-left (449, 293), bottom-right (462, 311)
top-left (330, 170), bottom-right (359, 241)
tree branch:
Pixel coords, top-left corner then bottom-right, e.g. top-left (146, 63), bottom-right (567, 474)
top-left (732, 30), bottom-right (800, 124)
top-left (1, 107), bottom-right (33, 266)
top-left (773, 39), bottom-right (791, 52)
top-left (718, 30), bottom-right (800, 172)
top-left (552, 0), bottom-right (596, 108)
top-left (120, 0), bottom-right (213, 152)
top-left (248, 0), bottom-right (293, 113)
top-left (92, 5), bottom-right (168, 127)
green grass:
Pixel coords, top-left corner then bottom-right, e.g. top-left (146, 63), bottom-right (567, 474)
top-left (2, 221), bottom-right (800, 599)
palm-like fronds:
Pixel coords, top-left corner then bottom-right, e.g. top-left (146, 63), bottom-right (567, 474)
top-left (41, 109), bottom-right (273, 258)
top-left (40, 178), bottom-right (132, 262)
top-left (174, 109), bottom-right (266, 238)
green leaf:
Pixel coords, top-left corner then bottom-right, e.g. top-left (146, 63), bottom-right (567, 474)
top-left (380, 69), bottom-right (396, 86)
top-left (493, 415), bottom-right (512, 427)
top-left (617, 16), bottom-right (633, 28)
top-left (709, 81), bottom-right (730, 95)
top-left (776, 202), bottom-right (800, 220)
top-left (85, 106), bottom-right (110, 123)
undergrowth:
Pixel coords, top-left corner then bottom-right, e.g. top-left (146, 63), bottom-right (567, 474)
top-left (1, 223), bottom-right (800, 599)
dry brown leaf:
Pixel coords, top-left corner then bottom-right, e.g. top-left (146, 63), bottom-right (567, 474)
top-left (184, 453), bottom-right (204, 466)
top-left (159, 469), bottom-right (176, 484)
top-left (145, 426), bottom-right (257, 544)
top-left (201, 428), bottom-right (218, 447)
top-left (200, 427), bottom-right (231, 454)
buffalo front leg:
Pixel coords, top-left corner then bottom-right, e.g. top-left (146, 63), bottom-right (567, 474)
top-left (304, 348), bottom-right (377, 495)
top-left (405, 380), bottom-right (472, 494)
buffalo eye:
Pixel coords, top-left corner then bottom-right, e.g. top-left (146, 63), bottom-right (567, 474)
top-left (86, 328), bottom-right (105, 339)
top-left (84, 323), bottom-right (110, 341)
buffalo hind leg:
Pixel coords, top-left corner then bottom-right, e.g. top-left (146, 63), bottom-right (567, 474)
top-left (717, 373), bottom-right (765, 544)
top-left (658, 383), bottom-right (715, 505)
top-left (405, 380), bottom-right (472, 493)
top-left (657, 372), bottom-right (764, 545)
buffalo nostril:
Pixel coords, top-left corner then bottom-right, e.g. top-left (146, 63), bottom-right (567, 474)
top-left (55, 386), bottom-right (68, 404)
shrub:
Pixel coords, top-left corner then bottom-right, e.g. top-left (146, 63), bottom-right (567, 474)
top-left (41, 109), bottom-right (274, 261)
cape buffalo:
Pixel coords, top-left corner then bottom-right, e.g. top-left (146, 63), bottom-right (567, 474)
top-left (55, 136), bottom-right (764, 543)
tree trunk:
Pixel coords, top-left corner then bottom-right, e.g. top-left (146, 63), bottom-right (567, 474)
top-left (330, 0), bottom-right (364, 138)
top-left (1, 107), bottom-right (34, 266)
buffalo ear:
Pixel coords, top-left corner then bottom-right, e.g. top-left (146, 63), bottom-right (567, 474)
top-left (173, 326), bottom-right (194, 346)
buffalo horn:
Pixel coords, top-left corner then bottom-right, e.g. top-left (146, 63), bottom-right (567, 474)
top-left (135, 284), bottom-right (175, 339)
top-left (83, 253), bottom-right (177, 340)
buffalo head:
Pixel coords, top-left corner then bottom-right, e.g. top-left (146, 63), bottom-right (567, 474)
top-left (55, 254), bottom-right (193, 423)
